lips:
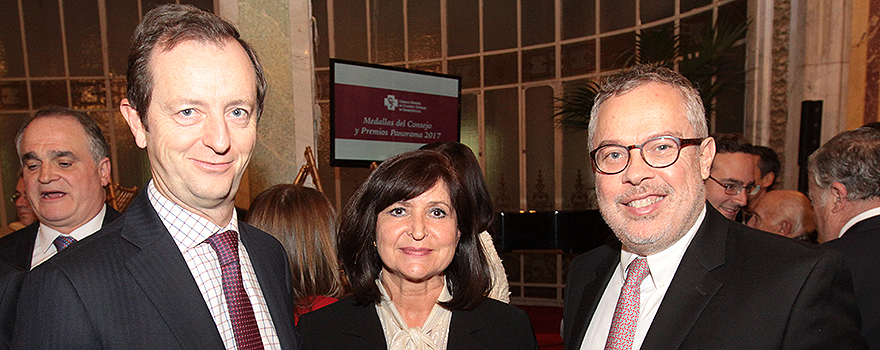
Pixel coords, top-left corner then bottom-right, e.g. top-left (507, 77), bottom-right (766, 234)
top-left (625, 195), bottom-right (663, 208)
top-left (40, 191), bottom-right (66, 199)
top-left (400, 247), bottom-right (432, 256)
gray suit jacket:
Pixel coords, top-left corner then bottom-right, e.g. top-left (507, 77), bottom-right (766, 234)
top-left (564, 204), bottom-right (867, 350)
top-left (11, 192), bottom-right (300, 349)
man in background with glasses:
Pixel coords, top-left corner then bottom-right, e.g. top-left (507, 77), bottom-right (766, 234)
top-left (6, 174), bottom-right (37, 234)
top-left (703, 133), bottom-right (758, 221)
top-left (563, 65), bottom-right (865, 349)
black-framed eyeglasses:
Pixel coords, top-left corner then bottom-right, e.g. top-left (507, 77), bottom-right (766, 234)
top-left (590, 136), bottom-right (704, 175)
top-left (707, 175), bottom-right (761, 196)
top-left (9, 193), bottom-right (21, 203)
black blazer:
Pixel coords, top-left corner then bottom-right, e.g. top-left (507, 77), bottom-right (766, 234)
top-left (0, 262), bottom-right (24, 350)
top-left (298, 295), bottom-right (538, 350)
top-left (824, 214), bottom-right (880, 350)
top-left (0, 205), bottom-right (121, 271)
top-left (564, 204), bottom-right (867, 350)
top-left (10, 192), bottom-right (301, 349)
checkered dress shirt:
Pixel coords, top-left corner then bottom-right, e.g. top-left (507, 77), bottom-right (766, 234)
top-left (148, 182), bottom-right (281, 349)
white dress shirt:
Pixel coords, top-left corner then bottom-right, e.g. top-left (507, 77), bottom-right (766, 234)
top-left (838, 206), bottom-right (880, 239)
top-left (581, 206), bottom-right (706, 350)
top-left (31, 204), bottom-right (107, 269)
top-left (147, 181), bottom-right (281, 350)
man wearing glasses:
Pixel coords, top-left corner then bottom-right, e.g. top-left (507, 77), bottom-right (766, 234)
top-left (704, 133), bottom-right (759, 220)
top-left (563, 65), bottom-right (865, 349)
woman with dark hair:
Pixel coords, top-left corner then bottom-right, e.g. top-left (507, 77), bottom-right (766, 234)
top-left (245, 184), bottom-right (342, 323)
top-left (298, 150), bottom-right (536, 350)
top-left (420, 141), bottom-right (509, 302)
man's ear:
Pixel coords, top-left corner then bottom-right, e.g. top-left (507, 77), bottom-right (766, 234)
top-left (699, 137), bottom-right (716, 180)
top-left (120, 99), bottom-right (148, 149)
top-left (779, 220), bottom-right (792, 236)
top-left (97, 157), bottom-right (111, 187)
top-left (828, 182), bottom-right (849, 213)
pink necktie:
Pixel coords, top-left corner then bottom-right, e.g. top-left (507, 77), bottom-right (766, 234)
top-left (605, 257), bottom-right (650, 350)
top-left (205, 230), bottom-right (264, 350)
top-left (53, 235), bottom-right (77, 251)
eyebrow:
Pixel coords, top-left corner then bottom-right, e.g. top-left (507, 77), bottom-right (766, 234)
top-left (595, 132), bottom-right (686, 148)
top-left (21, 150), bottom-right (78, 162)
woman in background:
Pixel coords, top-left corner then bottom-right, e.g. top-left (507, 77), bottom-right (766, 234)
top-left (298, 150), bottom-right (536, 350)
top-left (246, 184), bottom-right (343, 323)
top-left (421, 142), bottom-right (510, 302)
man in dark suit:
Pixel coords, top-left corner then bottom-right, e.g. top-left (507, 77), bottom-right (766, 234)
top-left (563, 65), bottom-right (865, 349)
top-left (12, 5), bottom-right (300, 349)
top-left (0, 106), bottom-right (120, 271)
top-left (811, 127), bottom-right (880, 349)
top-left (0, 262), bottom-right (24, 350)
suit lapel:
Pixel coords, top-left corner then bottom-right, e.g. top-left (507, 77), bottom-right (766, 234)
top-left (239, 224), bottom-right (299, 349)
top-left (339, 300), bottom-right (387, 348)
top-left (566, 248), bottom-right (619, 350)
top-left (121, 193), bottom-right (225, 349)
top-left (641, 205), bottom-right (727, 349)
top-left (448, 308), bottom-right (487, 350)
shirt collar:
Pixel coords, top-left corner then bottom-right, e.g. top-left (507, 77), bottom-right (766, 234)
top-left (37, 204), bottom-right (107, 254)
top-left (839, 206), bottom-right (880, 238)
top-left (147, 180), bottom-right (239, 251)
top-left (620, 205), bottom-right (706, 290)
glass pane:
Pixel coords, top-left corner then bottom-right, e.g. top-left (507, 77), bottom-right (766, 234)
top-left (599, 0), bottom-right (634, 33)
top-left (0, 0), bottom-right (25, 78)
top-left (447, 0), bottom-right (479, 55)
top-left (562, 40), bottom-right (596, 77)
top-left (371, 0), bottom-right (404, 63)
top-left (639, 23), bottom-right (677, 65)
top-left (713, 44), bottom-right (746, 134)
top-left (111, 111), bottom-right (150, 189)
top-left (523, 47), bottom-right (555, 82)
top-left (65, 0), bottom-right (103, 77)
top-left (408, 0), bottom-right (441, 60)
top-left (484, 88), bottom-right (519, 212)
top-left (681, 0), bottom-right (712, 14)
top-left (111, 78), bottom-right (127, 106)
top-left (460, 93), bottom-right (478, 153)
top-left (448, 57), bottom-right (480, 89)
top-left (313, 0), bottom-right (330, 67)
top-left (0, 82), bottom-right (28, 110)
top-left (408, 61), bottom-right (442, 74)
top-left (71, 79), bottom-right (107, 110)
top-left (641, 0), bottom-right (674, 24)
top-left (31, 80), bottom-right (68, 108)
top-left (484, 0), bottom-right (517, 51)
top-left (525, 86), bottom-right (554, 210)
top-left (106, 0), bottom-right (138, 76)
top-left (522, 0), bottom-right (555, 47)
top-left (562, 0), bottom-right (595, 40)
top-left (0, 113), bottom-right (29, 225)
top-left (561, 81), bottom-right (593, 210)
top-left (719, 0), bottom-right (748, 27)
top-left (484, 52), bottom-right (518, 86)
top-left (680, 11), bottom-right (712, 54)
top-left (23, 0), bottom-right (64, 77)
top-left (600, 32), bottom-right (635, 70)
top-left (334, 0), bottom-right (368, 61)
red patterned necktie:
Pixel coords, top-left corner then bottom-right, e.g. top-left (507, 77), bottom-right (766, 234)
top-left (604, 257), bottom-right (650, 350)
top-left (205, 230), bottom-right (264, 350)
top-left (53, 235), bottom-right (77, 251)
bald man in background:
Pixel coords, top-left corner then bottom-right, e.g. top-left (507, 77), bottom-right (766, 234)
top-left (747, 190), bottom-right (817, 243)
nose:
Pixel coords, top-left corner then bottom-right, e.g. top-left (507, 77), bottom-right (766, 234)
top-left (408, 214), bottom-right (427, 241)
top-left (732, 190), bottom-right (748, 208)
top-left (202, 114), bottom-right (231, 155)
top-left (621, 149), bottom-right (654, 186)
top-left (38, 164), bottom-right (60, 184)
top-left (14, 194), bottom-right (27, 208)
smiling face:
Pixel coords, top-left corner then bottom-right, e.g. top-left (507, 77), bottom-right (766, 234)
top-left (592, 83), bottom-right (714, 256)
top-left (376, 181), bottom-right (460, 285)
top-left (19, 116), bottom-right (111, 233)
top-left (120, 39), bottom-right (257, 226)
top-left (705, 152), bottom-right (756, 220)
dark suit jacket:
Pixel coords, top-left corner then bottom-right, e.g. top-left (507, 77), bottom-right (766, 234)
top-left (298, 295), bottom-right (538, 350)
top-left (0, 205), bottom-right (121, 271)
top-left (824, 214), bottom-right (880, 350)
top-left (10, 192), bottom-right (300, 349)
top-left (564, 204), bottom-right (867, 350)
top-left (0, 262), bottom-right (24, 350)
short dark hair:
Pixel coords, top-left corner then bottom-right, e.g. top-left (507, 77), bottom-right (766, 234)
top-left (808, 127), bottom-right (880, 201)
top-left (752, 145), bottom-right (780, 178)
top-left (15, 106), bottom-right (110, 165)
top-left (711, 133), bottom-right (753, 154)
top-left (420, 142), bottom-right (494, 232)
top-left (337, 150), bottom-right (490, 310)
top-left (126, 4), bottom-right (267, 128)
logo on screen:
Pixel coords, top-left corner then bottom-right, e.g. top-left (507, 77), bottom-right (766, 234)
top-left (384, 95), bottom-right (398, 111)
